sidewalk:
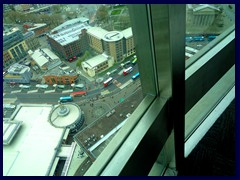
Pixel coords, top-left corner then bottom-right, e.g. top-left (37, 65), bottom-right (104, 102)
top-left (76, 67), bottom-right (95, 82)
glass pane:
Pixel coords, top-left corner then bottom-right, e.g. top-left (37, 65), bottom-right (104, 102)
top-left (185, 4), bottom-right (235, 60)
top-left (3, 4), bottom-right (145, 176)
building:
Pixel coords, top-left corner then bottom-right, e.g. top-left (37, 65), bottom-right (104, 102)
top-left (23, 23), bottom-right (49, 37)
top-left (121, 27), bottom-right (135, 57)
top-left (3, 104), bottom-right (74, 176)
top-left (187, 4), bottom-right (221, 26)
top-left (3, 27), bottom-right (28, 68)
top-left (87, 27), bottom-right (109, 53)
top-left (4, 63), bottom-right (32, 84)
top-left (47, 17), bottom-right (91, 60)
top-left (81, 54), bottom-right (114, 77)
top-left (23, 31), bottom-right (41, 51)
top-left (87, 27), bottom-right (135, 63)
top-left (30, 48), bottom-right (61, 71)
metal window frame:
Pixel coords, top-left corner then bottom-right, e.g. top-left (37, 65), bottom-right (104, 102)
top-left (84, 4), bottom-right (235, 176)
top-left (85, 4), bottom-right (186, 176)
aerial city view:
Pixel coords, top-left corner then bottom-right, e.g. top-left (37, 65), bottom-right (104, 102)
top-left (3, 4), bottom-right (235, 176)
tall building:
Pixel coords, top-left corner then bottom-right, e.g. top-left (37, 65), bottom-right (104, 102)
top-left (3, 27), bottom-right (29, 68)
top-left (87, 27), bottom-right (135, 63)
top-left (87, 27), bottom-right (109, 53)
top-left (47, 17), bottom-right (91, 60)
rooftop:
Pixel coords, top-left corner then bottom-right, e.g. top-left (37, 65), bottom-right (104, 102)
top-left (27, 23), bottom-right (47, 31)
top-left (121, 27), bottom-right (133, 39)
top-left (48, 23), bottom-right (91, 46)
top-left (82, 54), bottom-right (110, 69)
top-left (51, 17), bottom-right (89, 33)
top-left (3, 104), bottom-right (66, 176)
top-left (87, 27), bottom-right (109, 40)
top-left (31, 48), bottom-right (60, 67)
top-left (102, 31), bottom-right (124, 42)
top-left (8, 63), bottom-right (30, 74)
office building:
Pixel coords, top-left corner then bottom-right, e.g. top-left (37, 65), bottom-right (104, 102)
top-left (47, 17), bottom-right (91, 60)
top-left (3, 27), bottom-right (28, 68)
top-left (87, 27), bottom-right (135, 62)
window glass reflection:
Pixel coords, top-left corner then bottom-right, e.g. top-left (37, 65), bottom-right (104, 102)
top-left (185, 4), bottom-right (235, 59)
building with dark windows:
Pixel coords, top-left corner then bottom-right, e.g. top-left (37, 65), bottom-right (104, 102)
top-left (23, 31), bottom-right (41, 51)
top-left (3, 27), bottom-right (29, 68)
top-left (87, 27), bottom-right (135, 63)
top-left (87, 27), bottom-right (108, 54)
top-left (47, 17), bottom-right (91, 60)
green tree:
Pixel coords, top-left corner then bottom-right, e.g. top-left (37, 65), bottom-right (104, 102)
top-left (96, 5), bottom-right (109, 23)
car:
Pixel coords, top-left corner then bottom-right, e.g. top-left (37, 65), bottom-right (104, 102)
top-left (68, 58), bottom-right (73, 62)
top-left (73, 56), bottom-right (77, 59)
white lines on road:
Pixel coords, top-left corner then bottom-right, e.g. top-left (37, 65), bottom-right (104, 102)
top-left (101, 90), bottom-right (110, 96)
top-left (28, 90), bottom-right (39, 93)
top-left (11, 90), bottom-right (22, 93)
top-left (44, 90), bottom-right (56, 94)
top-left (62, 89), bottom-right (73, 93)
top-left (119, 79), bottom-right (133, 89)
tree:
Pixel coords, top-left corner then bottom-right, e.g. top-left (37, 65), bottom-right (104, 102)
top-left (96, 5), bottom-right (109, 23)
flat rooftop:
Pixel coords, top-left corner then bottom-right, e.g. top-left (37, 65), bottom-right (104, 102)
top-left (121, 27), bottom-right (133, 39)
top-left (3, 105), bottom-right (66, 176)
top-left (102, 31), bottom-right (123, 42)
top-left (87, 27), bottom-right (109, 40)
top-left (48, 23), bottom-right (91, 46)
top-left (82, 54), bottom-right (110, 69)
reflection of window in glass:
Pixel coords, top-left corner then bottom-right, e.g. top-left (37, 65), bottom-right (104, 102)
top-left (185, 4), bottom-right (235, 60)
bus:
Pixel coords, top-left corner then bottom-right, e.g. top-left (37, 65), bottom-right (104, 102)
top-left (185, 36), bottom-right (193, 42)
top-left (103, 77), bottom-right (113, 87)
top-left (70, 91), bottom-right (87, 97)
top-left (132, 72), bottom-right (140, 80)
top-left (132, 57), bottom-right (137, 65)
top-left (59, 96), bottom-right (73, 103)
top-left (208, 35), bottom-right (217, 41)
top-left (193, 36), bottom-right (205, 41)
top-left (123, 66), bottom-right (133, 76)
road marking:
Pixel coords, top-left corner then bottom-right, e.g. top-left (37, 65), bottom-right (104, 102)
top-left (11, 90), bottom-right (22, 93)
top-left (44, 90), bottom-right (56, 94)
top-left (119, 79), bottom-right (133, 89)
top-left (62, 89), bottom-right (73, 93)
top-left (28, 90), bottom-right (39, 93)
top-left (101, 90), bottom-right (110, 96)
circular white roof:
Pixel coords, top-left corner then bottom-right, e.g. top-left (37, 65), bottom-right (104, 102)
top-left (103, 31), bottom-right (123, 42)
top-left (49, 103), bottom-right (82, 128)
